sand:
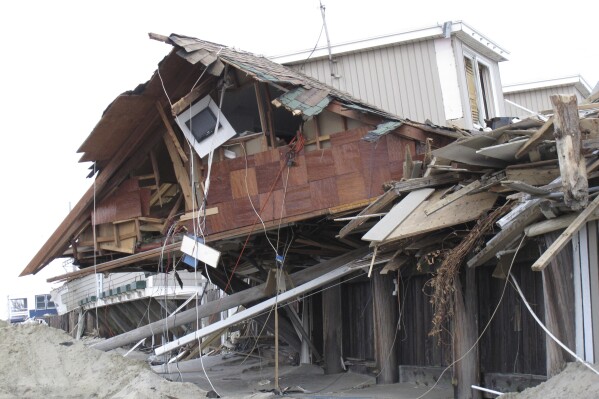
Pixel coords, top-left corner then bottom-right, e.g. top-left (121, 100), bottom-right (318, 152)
top-left (0, 320), bottom-right (207, 399)
top-left (502, 362), bottom-right (599, 399)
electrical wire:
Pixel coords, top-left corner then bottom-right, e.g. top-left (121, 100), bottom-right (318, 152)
top-left (413, 234), bottom-right (527, 399)
top-left (509, 273), bottom-right (599, 377)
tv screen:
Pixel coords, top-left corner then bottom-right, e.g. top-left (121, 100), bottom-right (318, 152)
top-left (185, 107), bottom-right (221, 142)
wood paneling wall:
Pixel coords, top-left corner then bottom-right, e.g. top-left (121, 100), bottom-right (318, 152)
top-left (202, 127), bottom-right (411, 236)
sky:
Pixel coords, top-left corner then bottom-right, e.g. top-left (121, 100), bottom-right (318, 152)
top-left (0, 0), bottom-right (597, 319)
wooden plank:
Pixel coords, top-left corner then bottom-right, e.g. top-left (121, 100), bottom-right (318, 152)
top-left (254, 82), bottom-right (275, 148)
top-left (163, 132), bottom-right (194, 210)
top-left (322, 282), bottom-right (343, 374)
top-left (380, 255), bottom-right (408, 274)
top-left (505, 164), bottom-right (560, 186)
top-left (338, 189), bottom-right (398, 238)
top-left (325, 100), bottom-right (381, 127)
top-left (154, 254), bottom-right (367, 355)
top-left (156, 102), bottom-right (188, 163)
top-left (170, 78), bottom-right (215, 116)
top-left (149, 150), bottom-right (163, 206)
top-left (363, 189), bottom-right (434, 242)
top-left (393, 173), bottom-right (463, 194)
top-left (385, 190), bottom-right (498, 244)
top-left (372, 271), bottom-right (399, 383)
top-left (532, 194), bottom-right (599, 271)
top-left (424, 180), bottom-right (481, 216)
top-left (92, 250), bottom-right (367, 351)
top-left (468, 202), bottom-right (542, 268)
top-left (501, 180), bottom-right (551, 196)
top-left (542, 231), bottom-right (576, 376)
top-left (476, 140), bottom-right (526, 162)
top-left (551, 95), bottom-right (588, 210)
top-left (515, 117), bottom-right (554, 159)
top-left (178, 207), bottom-right (219, 221)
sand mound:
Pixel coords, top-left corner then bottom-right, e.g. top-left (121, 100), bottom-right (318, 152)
top-left (503, 362), bottom-right (599, 399)
top-left (0, 322), bottom-right (206, 399)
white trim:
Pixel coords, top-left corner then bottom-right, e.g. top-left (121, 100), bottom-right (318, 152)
top-left (580, 224), bottom-right (595, 362)
top-left (503, 76), bottom-right (592, 97)
top-left (175, 95), bottom-right (237, 159)
top-left (573, 230), bottom-right (585, 357)
top-left (434, 38), bottom-right (463, 120)
top-left (270, 21), bottom-right (508, 65)
top-left (462, 47), bottom-right (501, 126)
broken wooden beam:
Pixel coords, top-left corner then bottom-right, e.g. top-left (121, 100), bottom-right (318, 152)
top-left (551, 94), bottom-right (588, 210)
top-left (467, 201), bottom-right (541, 268)
top-left (514, 117), bottom-right (554, 159)
top-left (92, 248), bottom-right (368, 351)
top-left (339, 189), bottom-right (399, 238)
top-left (531, 194), bottom-right (599, 271)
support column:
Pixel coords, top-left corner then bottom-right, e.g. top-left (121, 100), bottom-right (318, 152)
top-left (542, 232), bottom-right (575, 376)
top-left (322, 282), bottom-right (343, 374)
top-left (453, 267), bottom-right (480, 399)
top-left (373, 272), bottom-right (398, 384)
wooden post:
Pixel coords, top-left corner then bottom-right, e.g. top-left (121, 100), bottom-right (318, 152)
top-left (551, 94), bottom-right (588, 210)
top-left (453, 267), bottom-right (480, 399)
top-left (372, 271), bottom-right (398, 384)
top-left (542, 232), bottom-right (576, 376)
top-left (322, 281), bottom-right (343, 374)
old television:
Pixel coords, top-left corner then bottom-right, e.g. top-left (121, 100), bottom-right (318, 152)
top-left (176, 95), bottom-right (236, 158)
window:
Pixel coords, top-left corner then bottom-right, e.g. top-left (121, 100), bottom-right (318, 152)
top-left (9, 298), bottom-right (27, 313)
top-left (175, 94), bottom-right (236, 158)
top-left (464, 55), bottom-right (495, 127)
top-left (35, 294), bottom-right (55, 310)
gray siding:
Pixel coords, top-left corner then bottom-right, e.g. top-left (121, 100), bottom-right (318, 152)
top-left (504, 85), bottom-right (585, 118)
top-left (291, 40), bottom-right (446, 125)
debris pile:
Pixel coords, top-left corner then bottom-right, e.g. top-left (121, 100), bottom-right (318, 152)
top-left (0, 321), bottom-right (206, 399)
top-left (351, 94), bottom-right (599, 338)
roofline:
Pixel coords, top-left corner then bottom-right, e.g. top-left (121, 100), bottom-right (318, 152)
top-left (269, 20), bottom-right (509, 64)
top-left (503, 75), bottom-right (592, 97)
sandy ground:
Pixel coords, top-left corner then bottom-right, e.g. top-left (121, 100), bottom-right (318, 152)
top-left (502, 361), bottom-right (599, 399)
top-left (0, 319), bottom-right (206, 398)
top-left (154, 354), bottom-right (453, 399)
top-left (11, 318), bottom-right (597, 398)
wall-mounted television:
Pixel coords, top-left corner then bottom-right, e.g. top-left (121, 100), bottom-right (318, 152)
top-left (176, 95), bottom-right (236, 158)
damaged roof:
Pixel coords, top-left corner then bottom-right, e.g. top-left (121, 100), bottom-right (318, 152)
top-left (22, 32), bottom-right (463, 277)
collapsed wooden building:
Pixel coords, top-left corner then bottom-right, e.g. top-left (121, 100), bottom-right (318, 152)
top-left (22, 30), bottom-right (599, 397)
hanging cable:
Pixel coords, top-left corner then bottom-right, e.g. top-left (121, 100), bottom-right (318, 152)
top-left (509, 273), bottom-right (599, 377)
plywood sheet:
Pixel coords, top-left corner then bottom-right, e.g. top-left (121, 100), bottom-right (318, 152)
top-left (310, 177), bottom-right (340, 209)
top-left (336, 172), bottom-right (367, 205)
top-left (363, 188), bottom-right (434, 242)
top-left (388, 161), bottom-right (404, 181)
top-left (332, 142), bottom-right (361, 175)
top-left (286, 156), bottom-right (308, 186)
top-left (254, 148), bottom-right (281, 166)
top-left (432, 136), bottom-right (505, 167)
top-left (226, 154), bottom-right (256, 171)
top-left (259, 189), bottom-right (286, 222)
top-left (99, 221), bottom-right (136, 254)
top-left (206, 169), bottom-right (232, 205)
top-left (384, 190), bottom-right (498, 243)
top-left (284, 184), bottom-right (314, 216)
top-left (329, 126), bottom-right (369, 146)
top-left (476, 140), bottom-right (526, 162)
top-left (305, 149), bottom-right (336, 182)
top-left (230, 168), bottom-right (258, 200)
top-left (387, 134), bottom-right (407, 162)
top-left (255, 161), bottom-right (284, 193)
top-left (93, 191), bottom-right (142, 225)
